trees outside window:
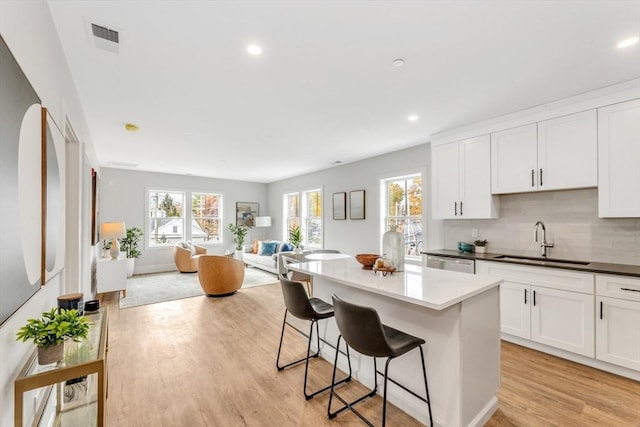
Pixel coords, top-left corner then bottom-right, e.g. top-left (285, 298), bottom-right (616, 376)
top-left (382, 175), bottom-right (423, 256)
top-left (283, 189), bottom-right (322, 248)
top-left (192, 193), bottom-right (222, 244)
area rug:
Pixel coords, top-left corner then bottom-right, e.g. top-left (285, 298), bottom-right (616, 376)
top-left (119, 267), bottom-right (278, 309)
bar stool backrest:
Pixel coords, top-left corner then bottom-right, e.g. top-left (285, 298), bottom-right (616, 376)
top-left (279, 276), bottom-right (316, 320)
top-left (332, 295), bottom-right (392, 358)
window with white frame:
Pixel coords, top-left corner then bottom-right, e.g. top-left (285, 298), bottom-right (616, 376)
top-left (283, 188), bottom-right (322, 248)
top-left (381, 174), bottom-right (423, 257)
top-left (191, 192), bottom-right (222, 244)
top-left (148, 189), bottom-right (223, 247)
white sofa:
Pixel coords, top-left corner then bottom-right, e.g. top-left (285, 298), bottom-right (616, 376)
top-left (242, 241), bottom-right (306, 274)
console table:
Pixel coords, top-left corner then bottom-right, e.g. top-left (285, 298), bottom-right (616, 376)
top-left (14, 309), bottom-right (108, 427)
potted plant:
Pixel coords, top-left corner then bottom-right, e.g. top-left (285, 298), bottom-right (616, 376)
top-left (228, 223), bottom-right (249, 260)
top-left (120, 227), bottom-right (143, 276)
top-left (474, 239), bottom-right (488, 254)
top-left (289, 225), bottom-right (303, 253)
top-left (16, 308), bottom-right (91, 365)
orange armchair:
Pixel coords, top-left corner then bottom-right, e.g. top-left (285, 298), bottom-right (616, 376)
top-left (198, 255), bottom-right (245, 297)
top-left (174, 244), bottom-right (207, 273)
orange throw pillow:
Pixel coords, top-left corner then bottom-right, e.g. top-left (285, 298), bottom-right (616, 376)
top-left (252, 239), bottom-right (259, 254)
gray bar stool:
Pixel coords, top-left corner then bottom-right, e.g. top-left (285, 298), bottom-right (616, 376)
top-left (328, 295), bottom-right (433, 426)
top-left (276, 275), bottom-right (351, 400)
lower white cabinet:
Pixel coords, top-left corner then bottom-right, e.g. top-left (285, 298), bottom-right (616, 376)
top-left (595, 274), bottom-right (640, 371)
top-left (477, 261), bottom-right (595, 357)
top-left (530, 286), bottom-right (594, 357)
top-left (499, 281), bottom-right (531, 339)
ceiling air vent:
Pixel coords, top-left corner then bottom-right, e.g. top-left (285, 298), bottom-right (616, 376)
top-left (91, 23), bottom-right (119, 44)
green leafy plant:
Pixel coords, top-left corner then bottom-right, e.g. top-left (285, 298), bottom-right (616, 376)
top-left (289, 225), bottom-right (302, 248)
top-left (16, 308), bottom-right (90, 348)
top-left (120, 227), bottom-right (143, 259)
top-left (474, 239), bottom-right (488, 247)
top-left (228, 223), bottom-right (249, 251)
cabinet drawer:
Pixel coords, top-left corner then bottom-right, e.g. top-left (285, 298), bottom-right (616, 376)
top-left (596, 274), bottom-right (640, 302)
top-left (476, 261), bottom-right (594, 294)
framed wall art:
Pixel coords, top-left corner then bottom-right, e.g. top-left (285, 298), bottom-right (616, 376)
top-left (236, 202), bottom-right (259, 227)
top-left (349, 190), bottom-right (366, 220)
top-left (332, 192), bottom-right (346, 220)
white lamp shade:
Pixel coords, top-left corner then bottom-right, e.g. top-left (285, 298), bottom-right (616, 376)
top-left (255, 216), bottom-right (272, 227)
top-left (101, 222), bottom-right (126, 239)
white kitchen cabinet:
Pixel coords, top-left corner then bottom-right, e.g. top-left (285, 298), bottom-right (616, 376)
top-left (530, 285), bottom-right (595, 357)
top-left (595, 274), bottom-right (640, 371)
top-left (499, 281), bottom-right (531, 339)
top-left (476, 261), bottom-right (594, 357)
top-left (537, 110), bottom-right (597, 191)
top-left (491, 110), bottom-right (597, 194)
top-left (431, 135), bottom-right (498, 219)
top-left (598, 98), bottom-right (640, 217)
top-left (490, 124), bottom-right (537, 194)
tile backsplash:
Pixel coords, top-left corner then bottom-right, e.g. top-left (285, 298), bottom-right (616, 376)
top-left (443, 188), bottom-right (640, 266)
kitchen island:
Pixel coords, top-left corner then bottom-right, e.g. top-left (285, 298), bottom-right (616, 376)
top-left (288, 257), bottom-right (503, 427)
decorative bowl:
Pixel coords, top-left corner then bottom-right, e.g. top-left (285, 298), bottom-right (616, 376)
top-left (355, 254), bottom-right (380, 270)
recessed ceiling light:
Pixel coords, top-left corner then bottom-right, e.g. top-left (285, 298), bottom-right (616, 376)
top-left (124, 123), bottom-right (139, 132)
top-left (392, 58), bottom-right (404, 67)
top-left (247, 45), bottom-right (262, 55)
top-left (617, 36), bottom-right (639, 49)
top-left (408, 115), bottom-right (419, 122)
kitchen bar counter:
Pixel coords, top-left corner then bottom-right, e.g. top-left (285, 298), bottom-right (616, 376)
top-left (288, 257), bottom-right (503, 427)
top-left (423, 249), bottom-right (640, 277)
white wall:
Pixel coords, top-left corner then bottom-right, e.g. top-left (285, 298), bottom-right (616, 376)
top-left (0, 2), bottom-right (97, 425)
top-left (99, 168), bottom-right (269, 273)
top-left (267, 143), bottom-right (443, 258)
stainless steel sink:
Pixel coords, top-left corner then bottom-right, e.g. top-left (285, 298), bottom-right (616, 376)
top-left (492, 254), bottom-right (590, 267)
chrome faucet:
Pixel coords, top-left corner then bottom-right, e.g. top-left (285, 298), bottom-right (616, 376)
top-left (534, 221), bottom-right (554, 257)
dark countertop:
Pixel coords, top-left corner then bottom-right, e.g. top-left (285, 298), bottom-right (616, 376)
top-left (422, 249), bottom-right (640, 278)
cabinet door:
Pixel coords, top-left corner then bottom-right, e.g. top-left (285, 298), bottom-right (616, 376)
top-left (531, 286), bottom-right (595, 357)
top-left (431, 142), bottom-right (459, 219)
top-left (596, 296), bottom-right (640, 371)
top-left (598, 99), bottom-right (640, 217)
top-left (491, 124), bottom-right (537, 194)
top-left (537, 110), bottom-right (597, 191)
top-left (500, 282), bottom-right (531, 339)
top-left (459, 135), bottom-right (498, 218)
top-left (97, 258), bottom-right (128, 293)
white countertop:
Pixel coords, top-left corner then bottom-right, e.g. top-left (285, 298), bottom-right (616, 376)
top-left (288, 257), bottom-right (502, 310)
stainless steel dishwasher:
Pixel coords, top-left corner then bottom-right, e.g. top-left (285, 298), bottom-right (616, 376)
top-left (426, 255), bottom-right (475, 274)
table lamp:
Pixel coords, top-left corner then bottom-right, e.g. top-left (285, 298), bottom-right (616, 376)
top-left (101, 222), bottom-right (126, 260)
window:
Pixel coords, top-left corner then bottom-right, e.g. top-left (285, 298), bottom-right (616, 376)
top-left (148, 190), bottom-right (184, 246)
top-left (191, 192), bottom-right (222, 244)
top-left (283, 188), bottom-right (322, 248)
top-left (148, 189), bottom-right (223, 247)
top-left (381, 174), bottom-right (423, 256)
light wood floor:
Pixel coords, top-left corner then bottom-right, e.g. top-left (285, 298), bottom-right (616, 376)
top-left (103, 284), bottom-right (640, 426)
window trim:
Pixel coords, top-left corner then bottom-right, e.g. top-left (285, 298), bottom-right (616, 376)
top-left (282, 186), bottom-right (323, 248)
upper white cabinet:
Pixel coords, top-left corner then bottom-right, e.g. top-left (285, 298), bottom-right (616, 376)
top-left (432, 135), bottom-right (499, 219)
top-left (537, 110), bottom-right (598, 191)
top-left (598, 99), bottom-right (640, 217)
top-left (491, 110), bottom-right (597, 194)
top-left (491, 124), bottom-right (538, 194)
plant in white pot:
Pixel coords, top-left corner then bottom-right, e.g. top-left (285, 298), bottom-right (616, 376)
top-left (120, 227), bottom-right (143, 277)
top-left (474, 239), bottom-right (488, 254)
top-left (289, 225), bottom-right (303, 253)
top-left (228, 223), bottom-right (249, 260)
top-left (16, 308), bottom-right (90, 365)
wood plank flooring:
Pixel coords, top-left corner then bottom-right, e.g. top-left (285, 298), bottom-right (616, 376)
top-left (103, 283), bottom-right (640, 426)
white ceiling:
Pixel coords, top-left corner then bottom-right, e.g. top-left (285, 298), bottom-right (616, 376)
top-left (47, 1), bottom-right (640, 183)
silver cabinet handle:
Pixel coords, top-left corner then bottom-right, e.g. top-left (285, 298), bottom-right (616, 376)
top-left (539, 168), bottom-right (543, 186)
top-left (460, 201), bottom-right (463, 216)
top-left (533, 290), bottom-right (537, 306)
top-left (531, 169), bottom-right (535, 187)
top-left (600, 301), bottom-right (603, 320)
top-left (524, 288), bottom-right (528, 305)
top-left (454, 202), bottom-right (458, 216)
